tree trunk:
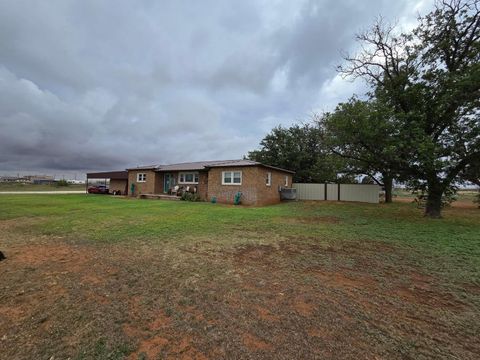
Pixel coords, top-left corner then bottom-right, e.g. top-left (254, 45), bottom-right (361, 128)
top-left (477, 187), bottom-right (480, 209)
top-left (383, 175), bottom-right (393, 203)
top-left (425, 187), bottom-right (443, 218)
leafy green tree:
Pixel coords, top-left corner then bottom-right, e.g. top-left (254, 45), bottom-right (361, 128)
top-left (339, 0), bottom-right (480, 217)
top-left (460, 157), bottom-right (480, 186)
top-left (56, 179), bottom-right (69, 187)
top-left (318, 99), bottom-right (401, 203)
top-left (247, 124), bottom-right (343, 183)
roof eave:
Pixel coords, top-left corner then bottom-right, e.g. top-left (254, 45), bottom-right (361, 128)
top-left (154, 168), bottom-right (207, 172)
top-left (207, 163), bottom-right (295, 174)
top-left (125, 166), bottom-right (159, 171)
top-left (260, 164), bottom-right (295, 174)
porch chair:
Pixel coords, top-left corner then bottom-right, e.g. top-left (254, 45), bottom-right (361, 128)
top-left (171, 185), bottom-right (180, 196)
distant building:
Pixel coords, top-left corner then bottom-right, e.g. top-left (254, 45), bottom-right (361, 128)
top-left (23, 175), bottom-right (54, 183)
top-left (32, 179), bottom-right (57, 185)
top-left (0, 176), bottom-right (22, 183)
top-left (0, 174), bottom-right (57, 184)
top-left (66, 179), bottom-right (85, 185)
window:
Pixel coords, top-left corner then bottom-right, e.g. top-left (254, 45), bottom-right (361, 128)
top-left (179, 172), bottom-right (199, 184)
top-left (233, 171), bottom-right (242, 184)
top-left (137, 173), bottom-right (146, 182)
top-left (284, 175), bottom-right (289, 187)
top-left (222, 171), bottom-right (242, 185)
top-left (266, 172), bottom-right (271, 186)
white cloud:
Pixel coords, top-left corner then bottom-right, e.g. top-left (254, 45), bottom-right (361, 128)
top-left (316, 74), bottom-right (368, 112)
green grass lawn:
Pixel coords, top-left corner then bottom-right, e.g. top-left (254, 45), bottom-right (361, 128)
top-left (0, 195), bottom-right (479, 359)
top-left (2, 195), bottom-right (478, 275)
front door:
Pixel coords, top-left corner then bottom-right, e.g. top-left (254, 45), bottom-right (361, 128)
top-left (163, 173), bottom-right (172, 193)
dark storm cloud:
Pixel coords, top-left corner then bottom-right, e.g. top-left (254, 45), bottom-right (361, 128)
top-left (0, 0), bottom-right (432, 176)
top-left (276, 0), bottom-right (410, 87)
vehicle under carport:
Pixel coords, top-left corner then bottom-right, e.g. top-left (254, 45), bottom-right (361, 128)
top-left (86, 171), bottom-right (128, 195)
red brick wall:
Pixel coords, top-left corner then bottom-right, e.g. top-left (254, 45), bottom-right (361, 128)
top-left (196, 172), bottom-right (208, 199)
top-left (206, 166), bottom-right (293, 206)
top-left (256, 168), bottom-right (293, 205)
top-left (126, 166), bottom-right (293, 204)
top-left (154, 173), bottom-right (164, 194)
top-left (207, 166), bottom-right (258, 205)
top-left (109, 179), bottom-right (128, 194)
top-left (127, 170), bottom-right (157, 196)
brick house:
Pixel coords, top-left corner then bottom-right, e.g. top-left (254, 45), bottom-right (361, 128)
top-left (126, 160), bottom-right (294, 206)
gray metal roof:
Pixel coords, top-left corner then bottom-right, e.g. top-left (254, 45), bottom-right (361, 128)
top-left (127, 159), bottom-right (295, 173)
top-left (86, 171), bottom-right (128, 179)
top-left (206, 160), bottom-right (295, 173)
top-left (125, 164), bottom-right (160, 171)
top-left (157, 160), bottom-right (239, 171)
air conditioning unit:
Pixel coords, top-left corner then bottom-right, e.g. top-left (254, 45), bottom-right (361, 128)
top-left (279, 187), bottom-right (297, 200)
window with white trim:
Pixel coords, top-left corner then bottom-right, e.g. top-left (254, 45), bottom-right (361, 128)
top-left (178, 172), bottom-right (199, 184)
top-left (222, 171), bottom-right (242, 185)
top-left (137, 173), bottom-right (147, 182)
top-left (266, 172), bottom-right (271, 186)
top-left (284, 175), bottom-right (289, 187)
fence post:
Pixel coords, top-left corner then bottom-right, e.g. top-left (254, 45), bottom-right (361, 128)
top-left (324, 183), bottom-right (327, 200)
top-left (338, 183), bottom-right (341, 201)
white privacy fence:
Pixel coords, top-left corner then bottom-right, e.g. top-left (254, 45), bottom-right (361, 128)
top-left (292, 183), bottom-right (380, 204)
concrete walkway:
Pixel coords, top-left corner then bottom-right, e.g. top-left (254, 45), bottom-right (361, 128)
top-left (0, 191), bottom-right (86, 195)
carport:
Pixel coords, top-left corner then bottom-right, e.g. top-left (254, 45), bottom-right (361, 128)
top-left (86, 171), bottom-right (128, 195)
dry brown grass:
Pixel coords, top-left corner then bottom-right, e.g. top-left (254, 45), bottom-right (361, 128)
top-left (1, 233), bottom-right (479, 359)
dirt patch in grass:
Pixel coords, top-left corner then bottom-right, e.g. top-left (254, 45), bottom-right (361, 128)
top-left (242, 333), bottom-right (272, 351)
top-left (450, 200), bottom-right (478, 209)
top-left (233, 242), bottom-right (304, 265)
top-left (463, 282), bottom-right (480, 295)
top-left (8, 243), bottom-right (93, 268)
top-left (226, 240), bottom-right (479, 358)
top-left (128, 335), bottom-right (169, 360)
top-left (0, 217), bottom-right (45, 232)
top-left (0, 305), bottom-right (27, 321)
top-left (313, 270), bottom-right (377, 290)
top-left (0, 218), bottom-right (21, 231)
top-left (292, 296), bottom-right (316, 316)
top-left (234, 244), bottom-right (276, 262)
top-left (148, 310), bottom-right (172, 331)
top-left (395, 285), bottom-right (466, 310)
top-left (254, 305), bottom-right (280, 321)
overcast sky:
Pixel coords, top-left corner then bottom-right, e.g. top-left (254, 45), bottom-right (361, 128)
top-left (0, 0), bottom-right (432, 177)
